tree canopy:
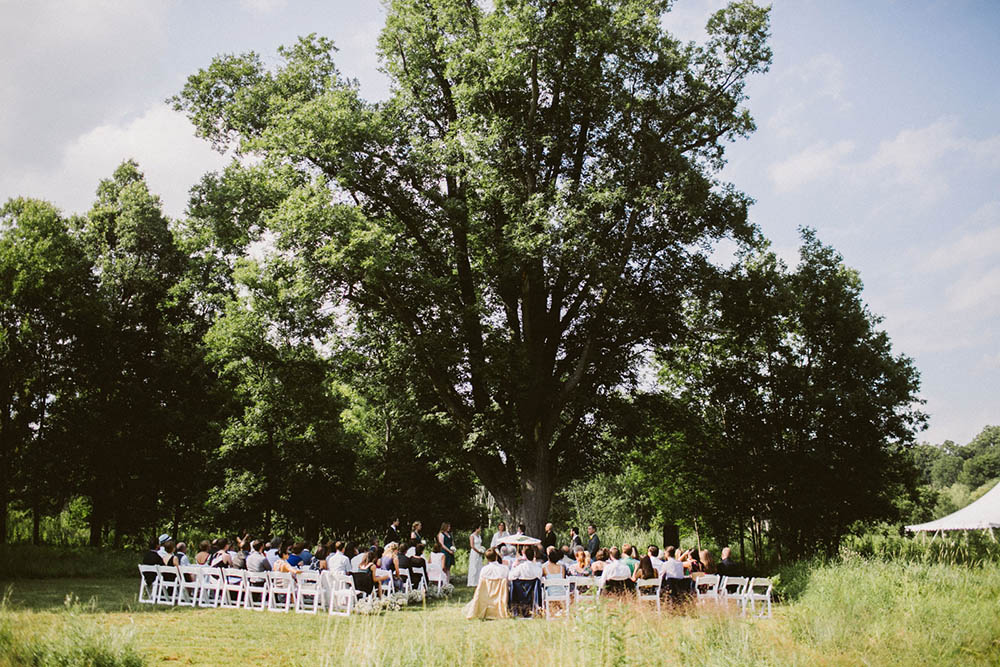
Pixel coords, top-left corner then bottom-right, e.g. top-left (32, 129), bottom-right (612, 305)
top-left (172, 0), bottom-right (773, 534)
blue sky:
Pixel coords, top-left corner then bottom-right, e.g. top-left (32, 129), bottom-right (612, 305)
top-left (1, 0), bottom-right (997, 445)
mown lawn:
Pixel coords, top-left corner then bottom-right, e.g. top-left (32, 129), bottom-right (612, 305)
top-left (3, 560), bottom-right (1000, 665)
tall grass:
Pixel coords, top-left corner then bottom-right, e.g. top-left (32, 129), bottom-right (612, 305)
top-left (840, 527), bottom-right (1000, 566)
top-left (0, 595), bottom-right (145, 666)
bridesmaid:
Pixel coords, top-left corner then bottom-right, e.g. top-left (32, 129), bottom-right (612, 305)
top-left (437, 522), bottom-right (456, 576)
top-left (489, 520), bottom-right (510, 559)
top-left (467, 526), bottom-right (485, 587)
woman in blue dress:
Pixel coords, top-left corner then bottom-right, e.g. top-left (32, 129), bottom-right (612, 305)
top-left (437, 522), bottom-right (456, 576)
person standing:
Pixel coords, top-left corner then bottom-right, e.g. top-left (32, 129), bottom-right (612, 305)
top-left (467, 526), bottom-right (485, 587)
top-left (438, 522), bottom-right (456, 576)
top-left (569, 527), bottom-right (583, 548)
top-left (542, 523), bottom-right (557, 550)
top-left (385, 518), bottom-right (402, 545)
top-left (586, 524), bottom-right (601, 560)
top-left (411, 521), bottom-right (424, 547)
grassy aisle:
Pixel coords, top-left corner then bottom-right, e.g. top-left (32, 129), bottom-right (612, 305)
top-left (3, 561), bottom-right (1000, 665)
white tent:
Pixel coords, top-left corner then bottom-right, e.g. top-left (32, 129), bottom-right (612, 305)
top-left (906, 480), bottom-right (1000, 532)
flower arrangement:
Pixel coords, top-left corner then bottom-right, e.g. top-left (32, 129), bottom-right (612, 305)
top-left (426, 582), bottom-right (454, 600)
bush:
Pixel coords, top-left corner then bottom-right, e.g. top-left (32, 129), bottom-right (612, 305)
top-left (841, 526), bottom-right (1000, 566)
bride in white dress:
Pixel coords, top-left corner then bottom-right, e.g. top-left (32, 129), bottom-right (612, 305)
top-left (467, 526), bottom-right (485, 587)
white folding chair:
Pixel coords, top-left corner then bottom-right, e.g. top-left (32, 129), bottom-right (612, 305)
top-left (719, 576), bottom-right (749, 612)
top-left (137, 565), bottom-right (159, 604)
top-left (696, 574), bottom-right (722, 604)
top-left (326, 572), bottom-right (357, 616)
top-left (426, 562), bottom-right (446, 593)
top-left (408, 565), bottom-right (428, 601)
top-left (636, 578), bottom-right (662, 612)
top-left (568, 576), bottom-right (599, 605)
top-left (244, 571), bottom-right (270, 611)
top-left (176, 565), bottom-right (203, 606)
top-left (220, 568), bottom-right (247, 608)
top-left (295, 570), bottom-right (325, 614)
top-left (744, 577), bottom-right (773, 618)
top-left (267, 571), bottom-right (296, 612)
top-left (376, 569), bottom-right (395, 596)
top-left (199, 567), bottom-right (224, 607)
top-left (155, 565), bottom-right (180, 605)
top-left (542, 576), bottom-right (571, 618)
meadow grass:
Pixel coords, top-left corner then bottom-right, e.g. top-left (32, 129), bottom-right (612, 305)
top-left (2, 558), bottom-right (999, 665)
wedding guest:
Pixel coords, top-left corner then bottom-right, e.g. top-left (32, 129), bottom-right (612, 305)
top-left (385, 518), bottom-right (402, 545)
top-left (586, 524), bottom-right (601, 559)
top-left (195, 540), bottom-right (211, 565)
top-left (542, 548), bottom-right (566, 578)
top-left (631, 554), bottom-right (658, 582)
top-left (700, 549), bottom-right (716, 575)
top-left (542, 523), bottom-right (557, 550)
top-left (508, 545), bottom-right (543, 580)
top-left (247, 540), bottom-right (271, 573)
top-left (490, 521), bottom-right (510, 549)
top-left (437, 523), bottom-right (456, 575)
top-left (568, 547), bottom-right (591, 576)
top-left (478, 548), bottom-right (509, 580)
top-left (175, 542), bottom-right (191, 567)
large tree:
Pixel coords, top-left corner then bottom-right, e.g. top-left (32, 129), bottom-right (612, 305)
top-left (173, 0), bottom-right (772, 533)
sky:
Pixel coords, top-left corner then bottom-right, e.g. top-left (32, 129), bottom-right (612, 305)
top-left (1, 0), bottom-right (997, 446)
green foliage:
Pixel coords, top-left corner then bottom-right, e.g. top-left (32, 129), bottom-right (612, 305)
top-left (171, 0), bottom-right (774, 534)
top-left (0, 595), bottom-right (144, 666)
top-left (0, 544), bottom-right (137, 579)
top-left (651, 230), bottom-right (925, 560)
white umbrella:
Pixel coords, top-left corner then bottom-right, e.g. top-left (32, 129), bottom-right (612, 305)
top-left (498, 534), bottom-right (541, 545)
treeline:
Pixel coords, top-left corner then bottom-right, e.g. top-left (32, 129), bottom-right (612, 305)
top-left (2, 161), bottom-right (929, 559)
top-left (0, 162), bottom-right (478, 548)
top-left (904, 426), bottom-right (1000, 523)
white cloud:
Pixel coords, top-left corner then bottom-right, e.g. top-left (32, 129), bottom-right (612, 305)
top-left (947, 265), bottom-right (1000, 313)
top-left (925, 221), bottom-right (1000, 271)
top-left (767, 53), bottom-right (850, 137)
top-left (239, 0), bottom-right (288, 14)
top-left (1, 104), bottom-right (228, 219)
top-left (767, 140), bottom-right (854, 192)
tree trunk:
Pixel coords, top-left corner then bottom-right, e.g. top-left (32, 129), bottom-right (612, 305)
top-left (171, 507), bottom-right (180, 542)
top-left (514, 466), bottom-right (554, 538)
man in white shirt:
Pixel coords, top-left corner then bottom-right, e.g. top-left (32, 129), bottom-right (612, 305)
top-left (648, 545), bottom-right (664, 574)
top-left (661, 545), bottom-right (686, 580)
top-left (600, 547), bottom-right (633, 585)
top-left (156, 534), bottom-right (171, 560)
top-left (265, 539), bottom-right (280, 567)
top-left (478, 549), bottom-right (510, 580)
top-left (327, 541), bottom-right (351, 575)
top-left (508, 545), bottom-right (544, 580)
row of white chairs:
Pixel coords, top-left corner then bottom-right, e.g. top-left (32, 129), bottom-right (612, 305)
top-left (138, 564), bottom-right (435, 616)
top-left (534, 574), bottom-right (772, 618)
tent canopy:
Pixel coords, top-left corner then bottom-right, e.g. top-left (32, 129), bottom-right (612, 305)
top-left (906, 480), bottom-right (1000, 532)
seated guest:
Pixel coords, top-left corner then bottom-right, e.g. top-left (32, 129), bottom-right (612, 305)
top-left (327, 541), bottom-right (350, 575)
top-left (648, 545), bottom-right (664, 573)
top-left (700, 549), bottom-right (716, 575)
top-left (287, 542), bottom-right (305, 568)
top-left (209, 538), bottom-right (232, 568)
top-left (558, 545), bottom-right (576, 569)
top-left (631, 554), bottom-right (658, 583)
top-left (299, 543), bottom-right (313, 567)
top-left (600, 547), bottom-right (633, 594)
top-left (175, 542), bottom-right (191, 567)
top-left (309, 545), bottom-right (327, 570)
top-left (272, 545), bottom-right (301, 575)
top-left (508, 545), bottom-right (543, 580)
top-left (246, 540), bottom-right (271, 573)
top-left (568, 547), bottom-right (591, 576)
top-left (681, 547), bottom-right (703, 575)
top-left (661, 546), bottom-right (686, 580)
top-left (622, 544), bottom-right (639, 574)
top-left (350, 545), bottom-right (367, 571)
top-left (429, 542), bottom-right (446, 570)
top-left (141, 537), bottom-right (162, 585)
top-left (356, 549), bottom-right (390, 596)
top-left (590, 548), bottom-right (608, 575)
top-left (396, 541), bottom-right (411, 586)
top-left (478, 548), bottom-right (509, 579)
top-left (157, 534), bottom-right (171, 560)
top-left (265, 538), bottom-right (280, 565)
top-left (542, 548), bottom-right (566, 578)
top-left (718, 547), bottom-right (739, 576)
top-left (161, 540), bottom-right (180, 568)
top-left (195, 540), bottom-right (211, 565)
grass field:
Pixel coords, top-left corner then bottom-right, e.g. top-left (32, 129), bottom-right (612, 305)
top-left (2, 557), bottom-right (999, 665)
